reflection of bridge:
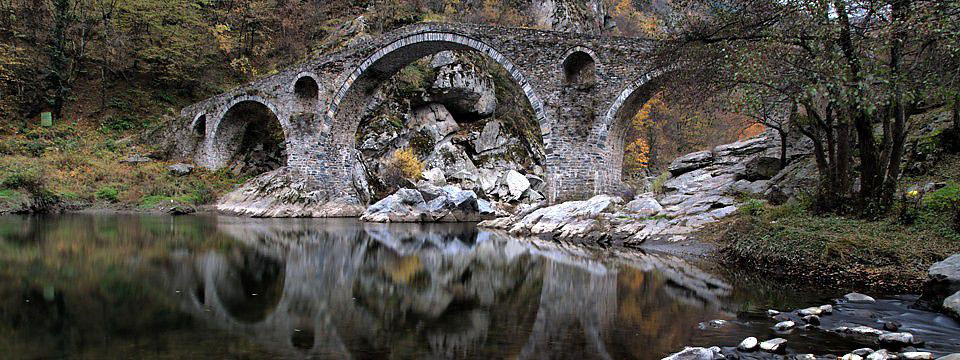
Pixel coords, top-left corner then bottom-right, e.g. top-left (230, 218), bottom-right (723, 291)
top-left (176, 23), bottom-right (664, 203)
top-left (156, 219), bottom-right (730, 359)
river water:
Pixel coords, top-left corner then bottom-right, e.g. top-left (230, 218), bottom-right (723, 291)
top-left (0, 215), bottom-right (958, 359)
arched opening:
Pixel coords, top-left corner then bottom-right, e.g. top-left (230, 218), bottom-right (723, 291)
top-left (563, 51), bottom-right (596, 88)
top-left (294, 76), bottom-right (319, 102)
top-left (603, 76), bottom-right (663, 193)
top-left (332, 36), bottom-right (549, 205)
top-left (216, 100), bottom-right (287, 177)
top-left (214, 250), bottom-right (286, 324)
top-left (193, 114), bottom-right (207, 137)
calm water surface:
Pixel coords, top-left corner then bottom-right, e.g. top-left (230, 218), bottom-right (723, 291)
top-left (0, 215), bottom-right (958, 359)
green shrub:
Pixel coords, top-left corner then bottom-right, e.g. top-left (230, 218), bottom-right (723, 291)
top-left (740, 199), bottom-right (766, 216)
top-left (923, 183), bottom-right (960, 213)
top-left (650, 172), bottom-right (670, 194)
top-left (95, 187), bottom-right (119, 203)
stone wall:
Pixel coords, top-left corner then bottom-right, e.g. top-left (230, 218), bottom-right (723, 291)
top-left (179, 22), bottom-right (660, 204)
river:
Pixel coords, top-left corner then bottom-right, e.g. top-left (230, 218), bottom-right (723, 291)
top-left (0, 215), bottom-right (957, 359)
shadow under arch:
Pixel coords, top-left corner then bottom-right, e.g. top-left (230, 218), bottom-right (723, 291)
top-left (593, 69), bottom-right (669, 189)
top-left (208, 98), bottom-right (288, 172)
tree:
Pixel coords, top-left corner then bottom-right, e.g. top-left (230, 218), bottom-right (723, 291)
top-left (654, 0), bottom-right (960, 215)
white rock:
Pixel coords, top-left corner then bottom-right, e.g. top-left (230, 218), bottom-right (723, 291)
top-left (878, 332), bottom-right (914, 346)
top-left (841, 354), bottom-right (863, 360)
top-left (834, 326), bottom-right (884, 336)
top-left (819, 304), bottom-right (834, 314)
top-left (773, 320), bottom-right (795, 330)
top-left (796, 355), bottom-right (817, 360)
top-left (421, 168), bottom-right (447, 186)
top-left (866, 349), bottom-right (895, 360)
top-left (767, 309), bottom-right (781, 316)
top-left (844, 292), bottom-right (877, 303)
top-left (626, 196), bottom-right (663, 217)
top-left (504, 170), bottom-right (531, 200)
top-left (737, 337), bottom-right (758, 351)
top-left (799, 307), bottom-right (823, 316)
top-left (902, 352), bottom-right (934, 360)
top-left (661, 346), bottom-right (720, 360)
top-left (759, 338), bottom-right (787, 352)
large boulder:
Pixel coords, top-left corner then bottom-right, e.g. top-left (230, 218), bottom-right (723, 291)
top-left (501, 170), bottom-right (531, 201)
top-left (407, 103), bottom-right (460, 143)
top-left (922, 254), bottom-right (960, 317)
top-left (668, 151), bottom-right (714, 176)
top-left (473, 120), bottom-right (509, 153)
top-left (429, 62), bottom-right (496, 118)
top-left (481, 195), bottom-right (623, 240)
top-left (626, 195), bottom-right (662, 217)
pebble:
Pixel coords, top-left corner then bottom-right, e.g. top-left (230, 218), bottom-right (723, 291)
top-left (738, 337), bottom-right (758, 351)
top-left (820, 304), bottom-right (834, 314)
top-left (901, 352), bottom-right (934, 360)
top-left (774, 320), bottom-right (796, 330)
top-left (844, 292), bottom-right (877, 303)
top-left (767, 309), bottom-right (781, 316)
top-left (803, 315), bottom-right (821, 325)
top-left (841, 354), bottom-right (864, 360)
top-left (759, 338), bottom-right (787, 353)
top-left (852, 348), bottom-right (874, 356)
top-left (796, 355), bottom-right (816, 360)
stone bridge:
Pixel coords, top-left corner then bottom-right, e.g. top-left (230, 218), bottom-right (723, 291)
top-left (179, 22), bottom-right (663, 203)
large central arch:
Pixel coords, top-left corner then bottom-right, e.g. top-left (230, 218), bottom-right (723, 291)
top-left (325, 32), bottom-right (556, 200)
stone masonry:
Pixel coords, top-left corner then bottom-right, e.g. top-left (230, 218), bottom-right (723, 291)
top-left (179, 22), bottom-right (661, 204)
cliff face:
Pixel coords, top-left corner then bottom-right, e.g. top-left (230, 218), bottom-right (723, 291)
top-left (528, 0), bottom-right (612, 35)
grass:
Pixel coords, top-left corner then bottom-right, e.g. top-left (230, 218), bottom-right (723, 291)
top-left (0, 120), bottom-right (242, 210)
top-left (711, 192), bottom-right (960, 292)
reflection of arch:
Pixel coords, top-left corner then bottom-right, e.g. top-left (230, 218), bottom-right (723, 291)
top-left (292, 73), bottom-right (320, 102)
top-left (561, 46), bottom-right (598, 88)
top-left (214, 251), bottom-right (286, 323)
top-left (209, 97), bottom-right (287, 169)
top-left (328, 32), bottom-right (550, 138)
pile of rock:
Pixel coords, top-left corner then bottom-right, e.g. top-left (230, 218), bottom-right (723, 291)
top-left (354, 51), bottom-right (546, 207)
top-left (361, 184), bottom-right (495, 223)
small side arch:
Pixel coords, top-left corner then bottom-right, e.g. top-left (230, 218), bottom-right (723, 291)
top-left (206, 96), bottom-right (288, 171)
top-left (560, 46), bottom-right (600, 88)
top-left (291, 73), bottom-right (320, 102)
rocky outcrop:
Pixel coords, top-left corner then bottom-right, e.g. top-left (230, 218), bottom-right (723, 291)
top-left (528, 0), bottom-right (611, 35)
top-left (361, 184), bottom-right (495, 223)
top-left (217, 167), bottom-right (364, 217)
top-left (480, 129), bottom-right (818, 243)
top-left (429, 61), bottom-right (497, 118)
